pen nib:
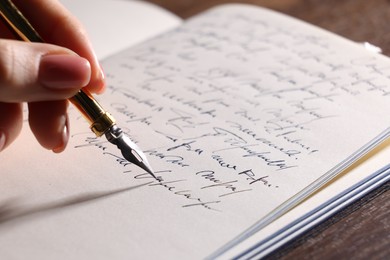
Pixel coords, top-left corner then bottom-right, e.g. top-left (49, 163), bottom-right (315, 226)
top-left (105, 125), bottom-right (155, 178)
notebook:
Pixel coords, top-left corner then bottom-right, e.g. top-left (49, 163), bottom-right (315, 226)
top-left (1, 1), bottom-right (389, 259)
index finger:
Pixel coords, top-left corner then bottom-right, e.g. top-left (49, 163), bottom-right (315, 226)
top-left (12, 0), bottom-right (105, 93)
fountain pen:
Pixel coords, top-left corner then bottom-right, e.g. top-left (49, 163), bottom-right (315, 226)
top-left (0, 0), bottom-right (155, 177)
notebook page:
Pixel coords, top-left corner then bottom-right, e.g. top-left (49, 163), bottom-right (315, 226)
top-left (60, 0), bottom-right (182, 59)
top-left (219, 139), bottom-right (390, 258)
top-left (1, 4), bottom-right (390, 259)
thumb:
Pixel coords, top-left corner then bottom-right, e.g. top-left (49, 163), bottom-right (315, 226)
top-left (0, 39), bottom-right (91, 103)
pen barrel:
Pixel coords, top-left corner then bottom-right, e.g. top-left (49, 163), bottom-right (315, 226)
top-left (0, 0), bottom-right (42, 42)
top-left (70, 90), bottom-right (115, 137)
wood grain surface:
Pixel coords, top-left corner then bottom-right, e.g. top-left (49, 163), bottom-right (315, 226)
top-left (145, 1), bottom-right (390, 259)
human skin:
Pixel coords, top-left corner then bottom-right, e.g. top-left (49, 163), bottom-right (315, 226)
top-left (0, 0), bottom-right (105, 153)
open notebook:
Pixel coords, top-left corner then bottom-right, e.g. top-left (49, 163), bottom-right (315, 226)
top-left (1, 1), bottom-right (389, 259)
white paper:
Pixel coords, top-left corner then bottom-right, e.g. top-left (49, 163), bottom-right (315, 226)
top-left (60, 0), bottom-right (182, 59)
top-left (219, 139), bottom-right (390, 259)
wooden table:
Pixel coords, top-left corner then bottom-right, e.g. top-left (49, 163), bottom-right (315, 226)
top-left (145, 1), bottom-right (390, 259)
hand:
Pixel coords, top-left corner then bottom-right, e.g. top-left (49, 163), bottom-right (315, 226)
top-left (0, 0), bottom-right (105, 153)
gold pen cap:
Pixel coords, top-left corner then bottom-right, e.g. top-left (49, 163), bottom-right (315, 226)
top-left (70, 90), bottom-right (115, 137)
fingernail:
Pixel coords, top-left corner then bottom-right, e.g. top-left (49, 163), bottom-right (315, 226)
top-left (39, 54), bottom-right (91, 90)
top-left (94, 63), bottom-right (106, 94)
top-left (99, 63), bottom-right (105, 82)
top-left (0, 131), bottom-right (5, 152)
top-left (52, 115), bottom-right (69, 153)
